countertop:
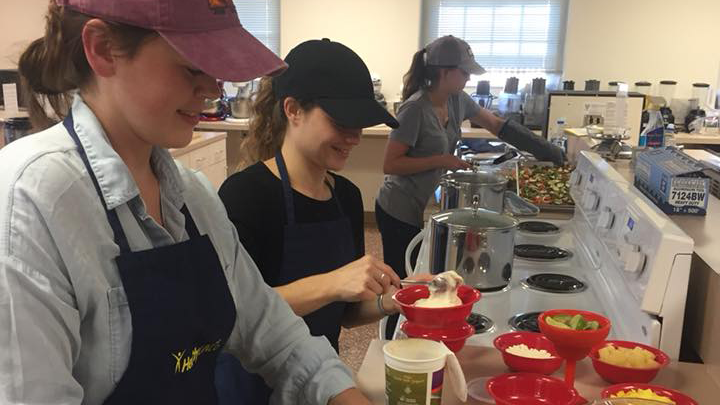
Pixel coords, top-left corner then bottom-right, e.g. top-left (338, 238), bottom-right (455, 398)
top-left (565, 127), bottom-right (720, 145)
top-left (169, 131), bottom-right (227, 157)
top-left (609, 159), bottom-right (720, 275)
top-left (356, 339), bottom-right (720, 404)
top-left (196, 119), bottom-right (506, 139)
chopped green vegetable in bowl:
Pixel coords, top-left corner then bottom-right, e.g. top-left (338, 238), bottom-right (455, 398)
top-left (546, 314), bottom-right (600, 331)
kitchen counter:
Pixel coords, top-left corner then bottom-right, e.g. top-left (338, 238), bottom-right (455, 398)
top-left (169, 130), bottom-right (227, 157)
top-left (196, 119), bottom-right (501, 139)
top-left (609, 159), bottom-right (720, 276)
top-left (356, 339), bottom-right (720, 404)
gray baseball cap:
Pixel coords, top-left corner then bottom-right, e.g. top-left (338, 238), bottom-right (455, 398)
top-left (425, 35), bottom-right (486, 75)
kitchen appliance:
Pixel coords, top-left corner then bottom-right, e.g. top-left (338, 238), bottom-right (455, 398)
top-left (200, 81), bottom-right (228, 121)
top-left (471, 80), bottom-right (494, 110)
top-left (563, 80), bottom-right (575, 91)
top-left (426, 207), bottom-right (519, 292)
top-left (523, 78), bottom-right (547, 130)
top-left (497, 77), bottom-right (522, 123)
top-left (2, 116), bottom-right (32, 144)
top-left (228, 81), bottom-right (255, 119)
top-left (634, 81), bottom-right (653, 95)
top-left (608, 81), bottom-right (622, 92)
top-left (657, 80), bottom-right (677, 129)
top-left (585, 80), bottom-right (601, 91)
top-left (371, 74), bottom-right (387, 109)
top-left (545, 91), bottom-right (645, 145)
top-left (586, 126), bottom-right (633, 161)
top-left (400, 151), bottom-right (694, 362)
top-left (684, 83), bottom-right (711, 132)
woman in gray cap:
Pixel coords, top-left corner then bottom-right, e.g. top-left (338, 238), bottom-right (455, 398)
top-left (375, 35), bottom-right (564, 338)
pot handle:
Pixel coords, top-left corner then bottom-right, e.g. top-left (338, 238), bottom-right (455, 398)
top-left (405, 229), bottom-right (426, 276)
top-left (504, 190), bottom-right (540, 216)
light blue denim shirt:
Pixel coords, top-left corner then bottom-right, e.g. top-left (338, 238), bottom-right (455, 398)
top-left (0, 96), bottom-right (354, 404)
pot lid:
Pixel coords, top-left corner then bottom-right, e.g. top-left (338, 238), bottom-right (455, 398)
top-left (441, 170), bottom-right (507, 186)
top-left (431, 207), bottom-right (519, 231)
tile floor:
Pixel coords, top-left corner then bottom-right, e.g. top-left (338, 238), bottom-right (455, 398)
top-left (338, 224), bottom-right (382, 372)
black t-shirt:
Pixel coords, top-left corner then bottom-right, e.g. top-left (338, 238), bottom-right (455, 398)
top-left (218, 162), bottom-right (365, 285)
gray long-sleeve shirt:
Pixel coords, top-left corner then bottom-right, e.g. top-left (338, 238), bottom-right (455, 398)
top-left (0, 96), bottom-right (354, 404)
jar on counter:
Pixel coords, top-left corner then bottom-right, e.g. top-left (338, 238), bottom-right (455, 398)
top-left (3, 117), bottom-right (32, 145)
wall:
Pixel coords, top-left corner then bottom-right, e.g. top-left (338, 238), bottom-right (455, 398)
top-left (280, 0), bottom-right (422, 104)
top-left (0, 0), bottom-right (47, 69)
top-left (563, 0), bottom-right (720, 98)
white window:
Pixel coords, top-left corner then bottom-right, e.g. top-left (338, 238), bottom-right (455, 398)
top-left (422, 0), bottom-right (569, 88)
top-left (233, 0), bottom-right (281, 55)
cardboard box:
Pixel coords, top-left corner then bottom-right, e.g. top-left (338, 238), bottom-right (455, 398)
top-left (634, 148), bottom-right (710, 215)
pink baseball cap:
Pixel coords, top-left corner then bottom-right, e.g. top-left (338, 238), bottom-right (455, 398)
top-left (55, 0), bottom-right (287, 82)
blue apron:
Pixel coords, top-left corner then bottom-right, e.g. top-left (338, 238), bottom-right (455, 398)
top-left (63, 113), bottom-right (237, 404)
top-left (216, 152), bottom-right (357, 404)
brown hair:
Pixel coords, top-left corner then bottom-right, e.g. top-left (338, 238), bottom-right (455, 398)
top-left (239, 77), bottom-right (314, 170)
top-left (401, 49), bottom-right (442, 101)
top-left (18, 2), bottom-right (155, 129)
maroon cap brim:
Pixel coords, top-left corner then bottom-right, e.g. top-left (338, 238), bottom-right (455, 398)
top-left (160, 25), bottom-right (287, 82)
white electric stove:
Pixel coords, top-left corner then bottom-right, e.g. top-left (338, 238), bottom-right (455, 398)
top-left (400, 151), bottom-right (694, 360)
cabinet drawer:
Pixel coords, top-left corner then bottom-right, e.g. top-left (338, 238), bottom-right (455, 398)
top-left (206, 140), bottom-right (227, 165)
top-left (202, 161), bottom-right (227, 190)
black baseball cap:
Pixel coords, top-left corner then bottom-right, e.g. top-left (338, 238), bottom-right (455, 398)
top-left (273, 39), bottom-right (399, 129)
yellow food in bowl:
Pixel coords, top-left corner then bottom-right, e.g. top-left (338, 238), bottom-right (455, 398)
top-left (611, 388), bottom-right (675, 404)
top-left (598, 344), bottom-right (660, 369)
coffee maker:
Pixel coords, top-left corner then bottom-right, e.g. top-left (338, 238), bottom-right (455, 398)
top-left (685, 83), bottom-right (711, 132)
top-left (522, 78), bottom-right (547, 130)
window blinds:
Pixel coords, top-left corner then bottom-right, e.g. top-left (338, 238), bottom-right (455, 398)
top-left (423, 0), bottom-right (568, 73)
top-left (233, 0), bottom-right (281, 55)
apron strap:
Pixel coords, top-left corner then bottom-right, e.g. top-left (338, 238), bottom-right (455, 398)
top-left (180, 205), bottom-right (201, 238)
top-left (63, 113), bottom-right (131, 253)
top-left (274, 152), bottom-right (345, 226)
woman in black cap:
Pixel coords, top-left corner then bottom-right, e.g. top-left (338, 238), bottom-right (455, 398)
top-left (217, 39), bottom-right (412, 404)
top-left (375, 35), bottom-right (564, 338)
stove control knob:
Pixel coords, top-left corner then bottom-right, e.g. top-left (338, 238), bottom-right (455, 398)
top-left (582, 191), bottom-right (600, 211)
top-left (598, 207), bottom-right (615, 229)
top-left (570, 171), bottom-right (583, 186)
top-left (621, 245), bottom-right (646, 273)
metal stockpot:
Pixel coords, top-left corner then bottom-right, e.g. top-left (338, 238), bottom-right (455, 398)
top-left (428, 207), bottom-right (519, 292)
top-left (439, 170), bottom-right (539, 216)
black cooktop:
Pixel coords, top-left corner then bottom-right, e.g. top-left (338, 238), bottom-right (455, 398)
top-left (522, 273), bottom-right (587, 293)
top-left (514, 244), bottom-right (573, 261)
top-left (518, 221), bottom-right (560, 235)
top-left (467, 312), bottom-right (494, 334)
top-left (508, 312), bottom-right (541, 333)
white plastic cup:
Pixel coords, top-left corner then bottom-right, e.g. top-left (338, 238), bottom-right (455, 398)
top-left (383, 339), bottom-right (466, 405)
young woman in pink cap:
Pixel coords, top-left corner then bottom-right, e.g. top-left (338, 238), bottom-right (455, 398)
top-left (0, 1), bottom-right (371, 404)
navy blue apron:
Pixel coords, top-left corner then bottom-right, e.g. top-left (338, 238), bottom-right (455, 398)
top-left (216, 152), bottom-right (357, 404)
top-left (63, 113), bottom-right (237, 404)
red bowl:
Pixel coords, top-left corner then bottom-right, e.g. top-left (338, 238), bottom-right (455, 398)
top-left (400, 321), bottom-right (475, 353)
top-left (602, 383), bottom-right (698, 405)
top-left (538, 309), bottom-right (611, 361)
top-left (493, 332), bottom-right (563, 375)
top-left (590, 340), bottom-right (670, 384)
top-left (486, 373), bottom-right (585, 405)
top-left (393, 285), bottom-right (480, 328)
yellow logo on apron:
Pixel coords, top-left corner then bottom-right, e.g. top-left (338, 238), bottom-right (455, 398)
top-left (172, 339), bottom-right (224, 373)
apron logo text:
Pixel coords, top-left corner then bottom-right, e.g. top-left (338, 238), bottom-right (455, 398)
top-left (172, 339), bottom-right (224, 373)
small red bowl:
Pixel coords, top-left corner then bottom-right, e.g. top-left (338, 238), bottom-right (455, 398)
top-left (538, 309), bottom-right (611, 361)
top-left (590, 340), bottom-right (670, 384)
top-left (493, 332), bottom-right (563, 375)
top-left (602, 383), bottom-right (698, 405)
top-left (486, 373), bottom-right (585, 405)
top-left (400, 321), bottom-right (475, 353)
top-left (393, 285), bottom-right (480, 328)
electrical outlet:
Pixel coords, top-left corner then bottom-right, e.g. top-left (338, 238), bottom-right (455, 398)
top-left (583, 114), bottom-right (604, 126)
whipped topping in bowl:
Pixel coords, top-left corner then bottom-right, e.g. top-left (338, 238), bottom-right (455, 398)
top-left (414, 271), bottom-right (464, 308)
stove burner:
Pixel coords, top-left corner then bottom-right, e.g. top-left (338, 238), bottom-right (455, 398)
top-left (467, 312), bottom-right (494, 334)
top-left (518, 221), bottom-right (560, 235)
top-left (508, 312), bottom-right (542, 333)
top-left (522, 273), bottom-right (587, 293)
top-left (514, 244), bottom-right (573, 261)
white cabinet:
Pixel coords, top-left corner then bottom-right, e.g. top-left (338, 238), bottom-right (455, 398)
top-left (172, 132), bottom-right (228, 189)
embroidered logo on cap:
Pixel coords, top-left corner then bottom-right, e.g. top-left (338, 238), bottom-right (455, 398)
top-left (208, 0), bottom-right (232, 14)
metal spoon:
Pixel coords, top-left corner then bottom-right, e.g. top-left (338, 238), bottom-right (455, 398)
top-left (401, 276), bottom-right (448, 293)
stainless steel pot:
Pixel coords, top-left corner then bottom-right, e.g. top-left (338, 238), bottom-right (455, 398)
top-left (439, 170), bottom-right (539, 216)
top-left (428, 207), bottom-right (519, 292)
top-left (229, 97), bottom-right (251, 118)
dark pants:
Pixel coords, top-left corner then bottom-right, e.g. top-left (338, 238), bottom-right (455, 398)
top-left (375, 201), bottom-right (421, 340)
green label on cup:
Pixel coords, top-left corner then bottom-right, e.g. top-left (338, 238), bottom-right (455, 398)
top-left (385, 365), bottom-right (443, 405)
